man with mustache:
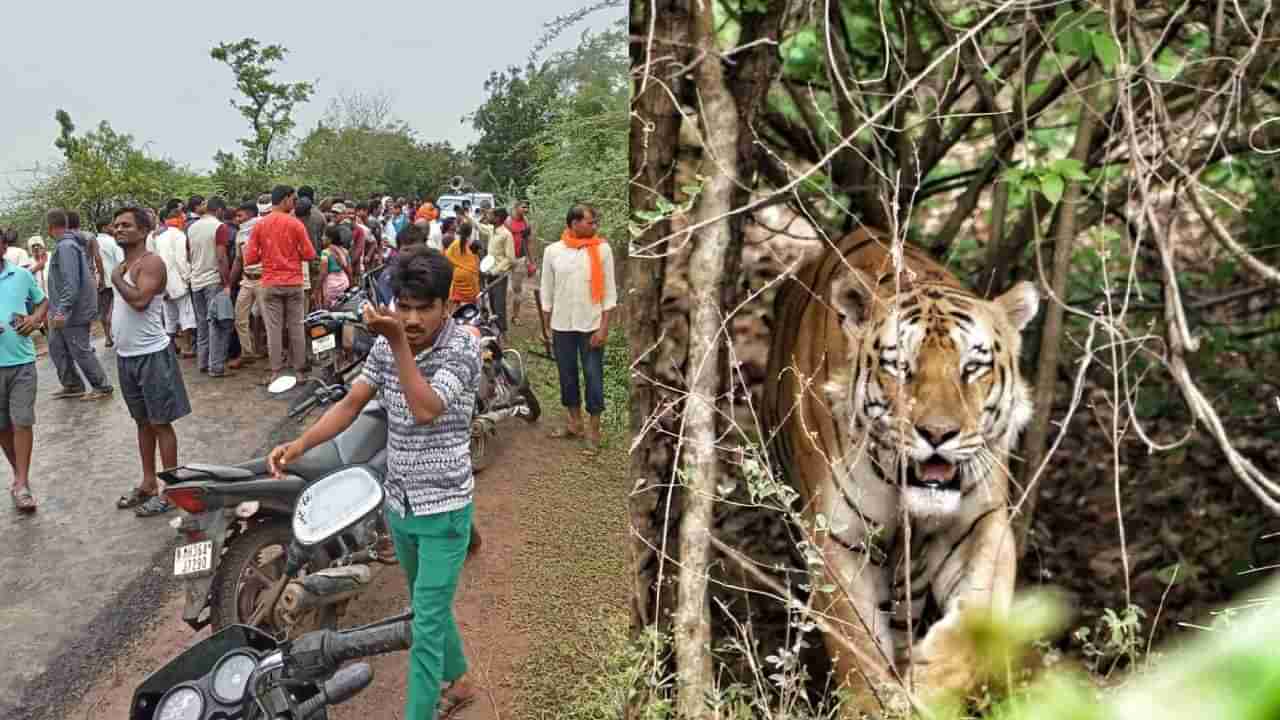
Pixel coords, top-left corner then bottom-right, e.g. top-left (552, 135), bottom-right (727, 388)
top-left (109, 206), bottom-right (191, 518)
top-left (266, 244), bottom-right (482, 719)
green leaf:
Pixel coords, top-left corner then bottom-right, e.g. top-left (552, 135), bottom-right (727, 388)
top-left (780, 29), bottom-right (822, 80)
top-left (1041, 173), bottom-right (1065, 204)
top-left (1154, 564), bottom-right (1185, 587)
top-left (1154, 48), bottom-right (1184, 80)
top-left (1057, 27), bottom-right (1094, 60)
top-left (1052, 158), bottom-right (1090, 181)
top-left (1091, 32), bottom-right (1122, 73)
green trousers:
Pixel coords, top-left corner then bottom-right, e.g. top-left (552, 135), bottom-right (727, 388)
top-left (386, 502), bottom-right (472, 719)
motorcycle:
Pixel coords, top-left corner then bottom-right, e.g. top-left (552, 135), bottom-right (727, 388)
top-left (301, 266), bottom-right (380, 393)
top-left (160, 368), bottom-right (393, 637)
top-left (454, 255), bottom-right (541, 472)
top-left (132, 472), bottom-right (412, 720)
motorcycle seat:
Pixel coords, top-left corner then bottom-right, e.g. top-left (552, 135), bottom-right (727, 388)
top-left (172, 463), bottom-right (256, 481)
top-left (232, 444), bottom-right (344, 483)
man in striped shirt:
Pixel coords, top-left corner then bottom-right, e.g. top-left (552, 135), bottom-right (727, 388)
top-left (267, 244), bottom-right (481, 719)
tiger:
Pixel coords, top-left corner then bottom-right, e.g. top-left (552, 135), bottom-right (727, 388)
top-left (758, 225), bottom-right (1040, 714)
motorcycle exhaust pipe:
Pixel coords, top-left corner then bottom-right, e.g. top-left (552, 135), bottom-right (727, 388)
top-left (279, 565), bottom-right (372, 619)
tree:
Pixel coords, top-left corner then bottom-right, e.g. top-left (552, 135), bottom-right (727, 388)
top-left (468, 8), bottom-right (627, 196)
top-left (49, 110), bottom-right (205, 225)
top-left (210, 38), bottom-right (315, 169)
top-left (467, 64), bottom-right (559, 193)
top-left (292, 89), bottom-right (466, 200)
top-left (526, 19), bottom-right (629, 262)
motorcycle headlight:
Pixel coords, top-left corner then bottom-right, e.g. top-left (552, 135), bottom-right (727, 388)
top-left (211, 650), bottom-right (259, 703)
top-left (155, 685), bottom-right (204, 720)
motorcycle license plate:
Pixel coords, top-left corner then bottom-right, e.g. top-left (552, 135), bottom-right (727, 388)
top-left (312, 334), bottom-right (337, 355)
top-left (174, 540), bottom-right (213, 577)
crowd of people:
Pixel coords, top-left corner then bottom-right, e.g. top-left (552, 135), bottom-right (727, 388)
top-left (0, 185), bottom-right (619, 719)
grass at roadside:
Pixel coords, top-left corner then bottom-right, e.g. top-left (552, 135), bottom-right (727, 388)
top-left (508, 327), bottom-right (632, 718)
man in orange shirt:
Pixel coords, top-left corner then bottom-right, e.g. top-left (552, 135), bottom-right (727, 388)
top-left (243, 185), bottom-right (317, 385)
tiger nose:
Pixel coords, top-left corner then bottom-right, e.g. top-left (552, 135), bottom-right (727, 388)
top-left (917, 423), bottom-right (959, 448)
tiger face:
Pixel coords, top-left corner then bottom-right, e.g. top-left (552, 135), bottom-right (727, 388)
top-left (828, 273), bottom-right (1040, 520)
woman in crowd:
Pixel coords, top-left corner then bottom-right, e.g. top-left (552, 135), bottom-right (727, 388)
top-left (445, 222), bottom-right (480, 306)
top-left (319, 224), bottom-right (352, 308)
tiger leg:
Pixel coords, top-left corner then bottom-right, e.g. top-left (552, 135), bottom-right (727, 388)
top-left (907, 508), bottom-right (1016, 704)
top-left (814, 535), bottom-right (904, 718)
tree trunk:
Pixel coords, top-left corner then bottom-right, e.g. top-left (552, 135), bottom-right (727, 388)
top-left (671, 3), bottom-right (740, 716)
top-left (1015, 68), bottom-right (1103, 555)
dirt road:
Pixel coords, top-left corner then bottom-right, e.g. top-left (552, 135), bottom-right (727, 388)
top-left (0, 338), bottom-right (300, 719)
top-left (61, 297), bottom-right (629, 719)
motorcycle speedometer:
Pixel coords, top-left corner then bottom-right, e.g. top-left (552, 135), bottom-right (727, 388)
top-left (211, 650), bottom-right (258, 703)
top-left (155, 685), bottom-right (204, 720)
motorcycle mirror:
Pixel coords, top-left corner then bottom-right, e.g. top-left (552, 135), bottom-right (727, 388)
top-left (479, 255), bottom-right (497, 275)
top-left (268, 375), bottom-right (298, 395)
top-left (292, 466), bottom-right (385, 547)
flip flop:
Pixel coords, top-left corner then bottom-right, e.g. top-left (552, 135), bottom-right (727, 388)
top-left (549, 427), bottom-right (582, 440)
top-left (11, 487), bottom-right (36, 513)
top-left (117, 487), bottom-right (153, 509)
top-left (437, 684), bottom-right (478, 719)
top-left (135, 494), bottom-right (173, 517)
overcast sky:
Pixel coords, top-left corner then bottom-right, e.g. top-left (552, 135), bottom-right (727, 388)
top-left (0, 0), bottom-right (623, 195)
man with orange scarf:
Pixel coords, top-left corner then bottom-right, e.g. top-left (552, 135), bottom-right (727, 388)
top-left (539, 203), bottom-right (617, 449)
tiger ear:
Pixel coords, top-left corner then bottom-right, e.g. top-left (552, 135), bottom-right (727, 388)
top-left (830, 268), bottom-right (875, 327)
top-left (994, 281), bottom-right (1040, 331)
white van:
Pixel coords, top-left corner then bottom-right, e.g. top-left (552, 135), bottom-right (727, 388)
top-left (436, 192), bottom-right (497, 219)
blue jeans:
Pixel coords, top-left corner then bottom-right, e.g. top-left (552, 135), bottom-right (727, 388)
top-left (189, 285), bottom-right (231, 373)
top-left (552, 330), bottom-right (605, 416)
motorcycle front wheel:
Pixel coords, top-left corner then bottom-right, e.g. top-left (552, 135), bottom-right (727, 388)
top-left (519, 384), bottom-right (541, 423)
top-left (210, 521), bottom-right (336, 639)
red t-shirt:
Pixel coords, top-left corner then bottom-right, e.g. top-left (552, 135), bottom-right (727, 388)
top-left (507, 217), bottom-right (529, 257)
top-left (215, 223), bottom-right (234, 285)
top-left (351, 224), bottom-right (366, 274)
top-left (243, 211), bottom-right (317, 287)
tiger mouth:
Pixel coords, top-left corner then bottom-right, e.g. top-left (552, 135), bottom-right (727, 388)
top-left (906, 456), bottom-right (962, 492)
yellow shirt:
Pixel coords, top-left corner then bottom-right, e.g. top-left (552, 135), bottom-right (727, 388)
top-left (445, 240), bottom-right (480, 303)
top-left (489, 226), bottom-right (515, 274)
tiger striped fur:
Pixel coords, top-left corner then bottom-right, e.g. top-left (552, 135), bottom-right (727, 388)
top-left (760, 226), bottom-right (1040, 713)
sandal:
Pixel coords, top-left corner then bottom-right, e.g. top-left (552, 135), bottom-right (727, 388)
top-left (437, 683), bottom-right (478, 719)
top-left (549, 427), bottom-right (582, 440)
top-left (11, 487), bottom-right (36, 513)
top-left (117, 487), bottom-right (153, 509)
top-left (134, 494), bottom-right (173, 517)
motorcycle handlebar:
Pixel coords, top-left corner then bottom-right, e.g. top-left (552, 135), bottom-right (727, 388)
top-left (288, 394), bottom-right (321, 419)
top-left (324, 620), bottom-right (413, 666)
top-left (295, 663), bottom-right (373, 719)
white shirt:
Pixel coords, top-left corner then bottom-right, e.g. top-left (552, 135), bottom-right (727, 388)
top-left (153, 227), bottom-right (192, 299)
top-left (383, 218), bottom-right (398, 248)
top-left (428, 221), bottom-right (443, 251)
top-left (95, 233), bottom-right (124, 281)
top-left (539, 240), bottom-right (618, 333)
top-left (4, 246), bottom-right (31, 269)
top-left (186, 215), bottom-right (222, 290)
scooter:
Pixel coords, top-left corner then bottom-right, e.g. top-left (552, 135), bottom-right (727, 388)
top-left (161, 364), bottom-right (392, 638)
top-left (132, 471), bottom-right (412, 720)
top-left (454, 255), bottom-right (541, 472)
